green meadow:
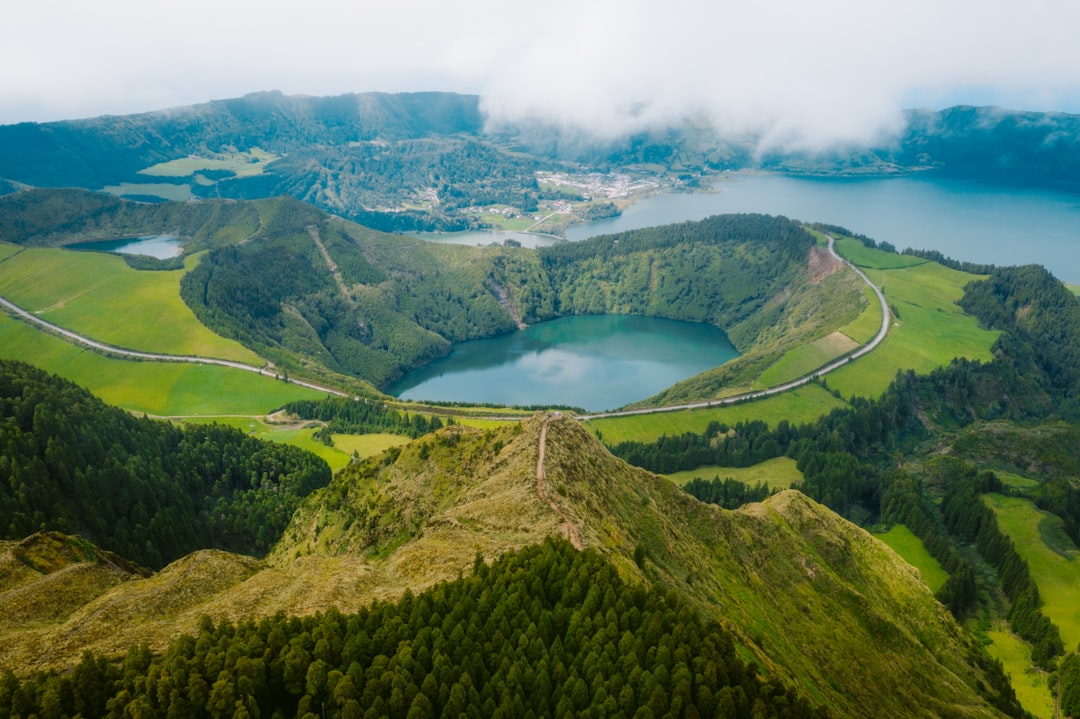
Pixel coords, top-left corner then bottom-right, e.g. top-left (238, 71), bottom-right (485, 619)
top-left (874, 524), bottom-right (948, 593)
top-left (101, 183), bottom-right (195, 201)
top-left (331, 433), bottom-right (411, 459)
top-left (178, 416), bottom-right (410, 473)
top-left (139, 149), bottom-right (278, 178)
top-left (756, 332), bottom-right (858, 387)
top-left (982, 622), bottom-right (1055, 719)
top-left (0, 246), bottom-right (260, 363)
top-left (663, 456), bottom-right (803, 490)
top-left (0, 313), bottom-right (320, 416)
top-left (824, 239), bottom-right (999, 400)
top-left (985, 493), bottom-right (1080, 650)
top-left (587, 384), bottom-right (847, 445)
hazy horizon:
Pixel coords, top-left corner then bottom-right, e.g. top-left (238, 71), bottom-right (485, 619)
top-left (5, 0), bottom-right (1080, 151)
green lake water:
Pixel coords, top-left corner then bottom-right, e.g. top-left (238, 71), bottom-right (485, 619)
top-left (388, 315), bottom-right (738, 411)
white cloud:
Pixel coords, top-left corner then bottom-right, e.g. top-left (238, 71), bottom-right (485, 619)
top-left (3, 0), bottom-right (1080, 149)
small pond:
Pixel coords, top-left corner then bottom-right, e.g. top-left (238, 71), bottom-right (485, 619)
top-left (68, 235), bottom-right (182, 259)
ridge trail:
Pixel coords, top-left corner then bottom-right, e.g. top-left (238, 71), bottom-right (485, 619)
top-left (536, 415), bottom-right (583, 550)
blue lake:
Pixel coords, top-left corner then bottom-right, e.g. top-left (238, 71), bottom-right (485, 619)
top-left (69, 235), bottom-right (182, 259)
top-left (395, 173), bottom-right (1080, 408)
top-left (568, 173), bottom-right (1080, 284)
top-left (388, 314), bottom-right (738, 411)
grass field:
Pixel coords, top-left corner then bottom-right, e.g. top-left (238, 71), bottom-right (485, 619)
top-left (101, 183), bottom-right (195, 201)
top-left (0, 313), bottom-right (320, 416)
top-left (757, 332), bottom-right (859, 387)
top-left (139, 149), bottom-right (277, 178)
top-left (833, 239), bottom-right (928, 270)
top-left (587, 384), bottom-right (847, 445)
top-left (982, 621), bottom-right (1055, 718)
top-left (179, 416), bottom-right (411, 473)
top-left (997, 471), bottom-right (1041, 490)
top-left (663, 456), bottom-right (802, 490)
top-left (839, 284), bottom-right (885, 344)
top-left (825, 239), bottom-right (999, 400)
top-left (331, 433), bottom-right (411, 459)
top-left (0, 247), bottom-right (261, 363)
top-left (986, 493), bottom-right (1080, 650)
top-left (874, 524), bottom-right (948, 593)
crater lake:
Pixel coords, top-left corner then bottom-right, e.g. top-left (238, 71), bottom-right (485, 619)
top-left (388, 315), bottom-right (738, 411)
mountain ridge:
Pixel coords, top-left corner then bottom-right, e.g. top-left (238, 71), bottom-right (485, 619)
top-left (0, 412), bottom-right (1017, 716)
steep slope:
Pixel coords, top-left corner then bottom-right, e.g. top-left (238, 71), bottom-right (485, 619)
top-left (0, 416), bottom-right (1014, 716)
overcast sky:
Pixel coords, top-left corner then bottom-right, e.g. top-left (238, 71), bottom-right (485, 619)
top-left (5, 0), bottom-right (1080, 149)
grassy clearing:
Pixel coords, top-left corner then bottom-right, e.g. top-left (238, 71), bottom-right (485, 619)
top-left (181, 416), bottom-right (353, 471)
top-left (0, 314), bottom-right (320, 415)
top-left (874, 524), bottom-right (948, 593)
top-left (757, 332), bottom-right (858, 387)
top-left (982, 621), bottom-right (1055, 719)
top-left (833, 238), bottom-right (928, 270)
top-left (839, 284), bottom-right (884, 344)
top-left (824, 244), bottom-right (999, 401)
top-left (139, 149), bottom-right (277, 178)
top-left (0, 248), bottom-right (261, 363)
top-left (986, 493), bottom-right (1080, 649)
top-left (588, 384), bottom-right (847, 445)
top-left (663, 456), bottom-right (802, 490)
top-left (101, 183), bottom-right (194, 201)
top-left (331, 433), bottom-right (411, 458)
top-left (997, 472), bottom-right (1041, 490)
top-left (449, 416), bottom-right (519, 430)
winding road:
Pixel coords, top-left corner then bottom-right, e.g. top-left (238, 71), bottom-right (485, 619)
top-left (575, 236), bottom-right (891, 420)
top-left (2, 235), bottom-right (887, 421)
top-left (0, 295), bottom-right (349, 398)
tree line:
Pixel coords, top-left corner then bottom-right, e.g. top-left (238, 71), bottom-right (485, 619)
top-left (282, 397), bottom-right (448, 442)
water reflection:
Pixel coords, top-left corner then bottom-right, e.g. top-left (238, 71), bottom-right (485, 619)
top-left (389, 315), bottom-right (738, 411)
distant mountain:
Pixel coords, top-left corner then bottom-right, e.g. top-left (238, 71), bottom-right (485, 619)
top-left (2, 91), bottom-right (1077, 233)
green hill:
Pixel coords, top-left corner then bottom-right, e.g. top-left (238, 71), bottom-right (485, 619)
top-left (0, 413), bottom-right (1019, 717)
top-left (0, 190), bottom-right (866, 402)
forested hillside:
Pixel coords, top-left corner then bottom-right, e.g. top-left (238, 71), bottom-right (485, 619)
top-left (0, 378), bottom-right (1023, 716)
top-left (0, 540), bottom-right (827, 719)
top-left (0, 360), bottom-right (330, 568)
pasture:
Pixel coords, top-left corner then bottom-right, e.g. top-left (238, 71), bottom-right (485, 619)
top-left (0, 247), bottom-right (260, 363)
top-left (825, 240), bottom-right (999, 400)
top-left (138, 148), bottom-right (278, 178)
top-left (101, 183), bottom-right (194, 201)
top-left (587, 384), bottom-right (847, 445)
top-left (985, 493), bottom-right (1080, 650)
top-left (874, 524), bottom-right (948, 593)
top-left (0, 313), bottom-right (320, 416)
top-left (663, 456), bottom-right (803, 491)
top-left (982, 622), bottom-right (1055, 719)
